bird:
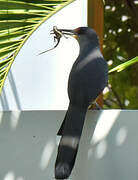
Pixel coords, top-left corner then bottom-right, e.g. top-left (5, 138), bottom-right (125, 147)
top-left (54, 27), bottom-right (108, 179)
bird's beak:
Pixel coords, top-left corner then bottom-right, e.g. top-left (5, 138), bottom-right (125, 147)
top-left (57, 29), bottom-right (75, 35)
top-left (56, 29), bottom-right (78, 39)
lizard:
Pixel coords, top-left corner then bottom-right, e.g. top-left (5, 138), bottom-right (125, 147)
top-left (38, 26), bottom-right (67, 55)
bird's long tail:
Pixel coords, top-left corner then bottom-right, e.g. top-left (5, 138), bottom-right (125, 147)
top-left (55, 103), bottom-right (87, 179)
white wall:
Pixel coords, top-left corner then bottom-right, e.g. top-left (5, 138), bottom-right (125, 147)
top-left (0, 110), bottom-right (138, 180)
top-left (0, 0), bottom-right (87, 110)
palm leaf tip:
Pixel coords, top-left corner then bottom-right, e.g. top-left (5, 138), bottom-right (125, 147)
top-left (109, 56), bottom-right (138, 73)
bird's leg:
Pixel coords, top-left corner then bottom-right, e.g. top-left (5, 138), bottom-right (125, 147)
top-left (88, 101), bottom-right (101, 110)
top-left (94, 101), bottom-right (101, 110)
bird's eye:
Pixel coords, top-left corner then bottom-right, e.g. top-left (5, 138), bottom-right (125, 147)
top-left (74, 27), bottom-right (86, 35)
top-left (74, 27), bottom-right (81, 34)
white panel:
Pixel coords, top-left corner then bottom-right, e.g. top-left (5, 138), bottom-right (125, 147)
top-left (0, 110), bottom-right (137, 180)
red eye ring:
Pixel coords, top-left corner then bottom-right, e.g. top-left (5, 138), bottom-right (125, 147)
top-left (74, 27), bottom-right (81, 34)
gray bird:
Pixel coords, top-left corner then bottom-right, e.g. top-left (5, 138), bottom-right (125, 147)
top-left (55, 27), bottom-right (108, 179)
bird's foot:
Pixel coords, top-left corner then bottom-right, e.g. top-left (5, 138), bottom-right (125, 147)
top-left (88, 101), bottom-right (101, 110)
top-left (94, 102), bottom-right (101, 110)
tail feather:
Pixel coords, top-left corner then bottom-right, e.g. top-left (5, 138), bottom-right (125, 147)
top-left (57, 112), bottom-right (67, 135)
top-left (55, 104), bottom-right (87, 179)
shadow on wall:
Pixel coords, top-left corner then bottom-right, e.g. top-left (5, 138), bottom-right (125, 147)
top-left (0, 110), bottom-right (137, 180)
top-left (0, 71), bottom-right (21, 110)
top-left (0, 111), bottom-right (63, 180)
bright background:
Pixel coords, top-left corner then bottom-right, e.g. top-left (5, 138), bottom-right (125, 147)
top-left (0, 0), bottom-right (87, 110)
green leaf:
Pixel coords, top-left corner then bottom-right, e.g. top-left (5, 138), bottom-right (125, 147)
top-left (0, 48), bottom-right (16, 60)
top-left (0, 0), bottom-right (75, 94)
top-left (109, 56), bottom-right (138, 73)
top-left (0, 58), bottom-right (12, 71)
top-left (0, 40), bottom-right (21, 49)
top-left (0, 21), bottom-right (37, 31)
top-left (0, 13), bottom-right (45, 21)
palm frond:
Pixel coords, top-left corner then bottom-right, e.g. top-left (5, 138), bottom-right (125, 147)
top-left (109, 56), bottom-right (138, 73)
top-left (0, 0), bottom-right (75, 93)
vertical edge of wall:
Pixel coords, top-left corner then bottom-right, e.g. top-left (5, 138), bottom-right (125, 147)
top-left (87, 0), bottom-right (104, 106)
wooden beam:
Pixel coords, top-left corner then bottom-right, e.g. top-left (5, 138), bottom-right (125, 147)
top-left (88, 0), bottom-right (104, 52)
top-left (88, 0), bottom-right (104, 106)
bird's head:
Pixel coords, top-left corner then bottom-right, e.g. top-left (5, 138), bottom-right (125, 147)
top-left (58, 27), bottom-right (100, 50)
top-left (59, 27), bottom-right (99, 52)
